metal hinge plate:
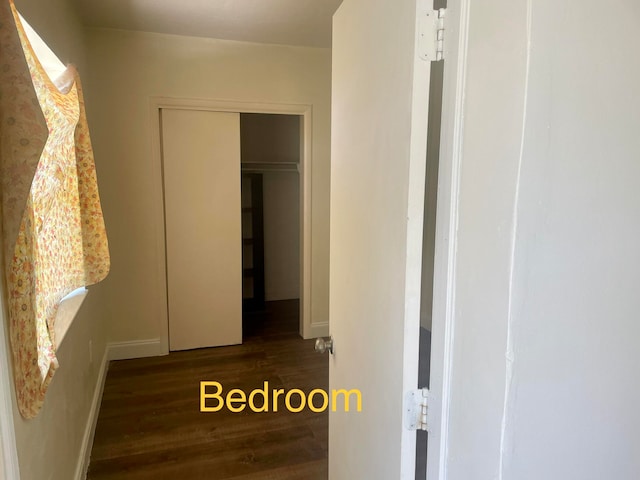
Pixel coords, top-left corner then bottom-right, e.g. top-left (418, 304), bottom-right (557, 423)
top-left (418, 8), bottom-right (446, 62)
top-left (405, 388), bottom-right (430, 431)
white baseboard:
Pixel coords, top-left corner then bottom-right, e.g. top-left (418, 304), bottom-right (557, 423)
top-left (74, 348), bottom-right (109, 480)
top-left (74, 338), bottom-right (165, 479)
top-left (107, 338), bottom-right (165, 361)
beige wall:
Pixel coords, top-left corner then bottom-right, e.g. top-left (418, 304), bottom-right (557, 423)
top-left (8, 294), bottom-right (109, 480)
top-left (84, 28), bottom-right (331, 344)
top-left (15, 0), bottom-right (86, 72)
top-left (5, 2), bottom-right (111, 480)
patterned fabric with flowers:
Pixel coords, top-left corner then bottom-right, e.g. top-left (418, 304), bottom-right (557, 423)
top-left (0, 0), bottom-right (110, 419)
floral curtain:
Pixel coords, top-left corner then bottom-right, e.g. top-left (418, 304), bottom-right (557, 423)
top-left (0, 0), bottom-right (110, 418)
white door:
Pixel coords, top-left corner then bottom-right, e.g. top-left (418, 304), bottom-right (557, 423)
top-left (329, 0), bottom-right (434, 477)
top-left (162, 109), bottom-right (242, 351)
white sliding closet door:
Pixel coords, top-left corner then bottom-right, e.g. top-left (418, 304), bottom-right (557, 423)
top-left (162, 109), bottom-right (242, 351)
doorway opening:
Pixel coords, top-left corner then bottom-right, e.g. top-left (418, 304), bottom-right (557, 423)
top-left (151, 98), bottom-right (314, 354)
top-left (416, 45), bottom-right (446, 480)
top-left (240, 113), bottom-right (302, 340)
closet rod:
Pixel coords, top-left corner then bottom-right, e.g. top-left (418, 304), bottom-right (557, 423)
top-left (241, 162), bottom-right (299, 173)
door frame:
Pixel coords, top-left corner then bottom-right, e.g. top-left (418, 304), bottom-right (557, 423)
top-left (149, 97), bottom-right (317, 353)
top-left (425, 0), bottom-right (470, 478)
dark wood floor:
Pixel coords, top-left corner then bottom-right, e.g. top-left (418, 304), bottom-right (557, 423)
top-left (88, 300), bottom-right (328, 480)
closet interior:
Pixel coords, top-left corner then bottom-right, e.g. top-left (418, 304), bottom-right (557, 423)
top-left (240, 113), bottom-right (302, 335)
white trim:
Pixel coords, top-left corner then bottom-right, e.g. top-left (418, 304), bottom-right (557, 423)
top-left (107, 338), bottom-right (164, 361)
top-left (0, 304), bottom-right (20, 480)
top-left (298, 108), bottom-right (319, 339)
top-left (75, 338), bottom-right (167, 480)
top-left (149, 97), bottom-right (314, 350)
top-left (498, 2), bottom-right (532, 476)
top-left (74, 348), bottom-right (109, 480)
top-left (426, 0), bottom-right (470, 479)
top-left (400, 0), bottom-right (435, 475)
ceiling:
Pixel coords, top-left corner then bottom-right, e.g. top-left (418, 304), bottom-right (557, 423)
top-left (72, 0), bottom-right (344, 48)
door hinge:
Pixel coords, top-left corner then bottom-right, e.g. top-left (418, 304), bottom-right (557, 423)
top-left (405, 388), bottom-right (430, 431)
top-left (418, 8), bottom-right (446, 62)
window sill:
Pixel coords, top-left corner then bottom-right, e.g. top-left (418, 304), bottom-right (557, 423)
top-left (54, 287), bottom-right (87, 347)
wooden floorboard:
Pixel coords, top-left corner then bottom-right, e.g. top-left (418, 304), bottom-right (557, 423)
top-left (88, 300), bottom-right (328, 480)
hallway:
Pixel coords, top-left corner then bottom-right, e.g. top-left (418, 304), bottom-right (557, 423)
top-left (87, 301), bottom-right (328, 479)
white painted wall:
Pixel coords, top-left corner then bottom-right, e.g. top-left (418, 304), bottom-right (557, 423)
top-left (442, 2), bottom-right (528, 476)
top-left (84, 29), bottom-right (331, 345)
top-left (443, 0), bottom-right (640, 478)
top-left (502, 1), bottom-right (640, 478)
top-left (1, 2), bottom-right (111, 480)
